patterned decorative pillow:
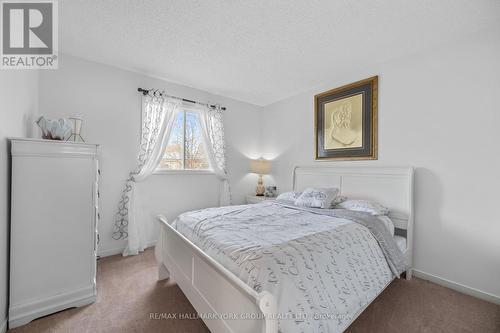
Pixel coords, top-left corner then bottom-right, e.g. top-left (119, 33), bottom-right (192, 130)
top-left (336, 200), bottom-right (389, 215)
top-left (294, 187), bottom-right (340, 209)
top-left (276, 191), bottom-right (302, 201)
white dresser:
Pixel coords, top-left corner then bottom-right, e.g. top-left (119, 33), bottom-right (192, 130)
top-left (9, 138), bottom-right (99, 328)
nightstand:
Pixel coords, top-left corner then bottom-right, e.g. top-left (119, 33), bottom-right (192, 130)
top-left (246, 195), bottom-right (276, 204)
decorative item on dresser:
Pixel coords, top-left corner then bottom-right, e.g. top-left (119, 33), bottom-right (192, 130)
top-left (35, 116), bottom-right (73, 141)
top-left (9, 138), bottom-right (100, 328)
top-left (249, 158), bottom-right (271, 196)
top-left (67, 116), bottom-right (85, 142)
top-left (246, 194), bottom-right (277, 204)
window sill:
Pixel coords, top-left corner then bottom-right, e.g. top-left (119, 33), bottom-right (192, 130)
top-left (153, 169), bottom-right (215, 175)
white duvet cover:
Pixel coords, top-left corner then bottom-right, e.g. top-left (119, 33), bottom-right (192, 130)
top-left (173, 201), bottom-right (398, 333)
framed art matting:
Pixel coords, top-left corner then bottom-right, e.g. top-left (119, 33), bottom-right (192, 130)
top-left (315, 76), bottom-right (378, 160)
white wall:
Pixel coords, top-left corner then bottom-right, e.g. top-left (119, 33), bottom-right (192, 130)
top-left (0, 72), bottom-right (39, 331)
top-left (260, 29), bottom-right (500, 301)
top-left (39, 54), bottom-right (261, 256)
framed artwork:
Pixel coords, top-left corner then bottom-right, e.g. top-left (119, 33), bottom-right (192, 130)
top-left (315, 76), bottom-right (378, 160)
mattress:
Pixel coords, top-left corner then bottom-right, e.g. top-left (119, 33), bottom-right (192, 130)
top-left (173, 201), bottom-right (407, 333)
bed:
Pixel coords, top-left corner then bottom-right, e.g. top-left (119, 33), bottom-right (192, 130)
top-left (155, 166), bottom-right (414, 333)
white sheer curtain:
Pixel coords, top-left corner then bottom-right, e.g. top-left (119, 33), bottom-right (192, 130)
top-left (199, 105), bottom-right (231, 206)
top-left (114, 94), bottom-right (180, 256)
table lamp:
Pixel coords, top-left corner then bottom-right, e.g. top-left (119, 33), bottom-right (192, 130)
top-left (249, 158), bottom-right (271, 196)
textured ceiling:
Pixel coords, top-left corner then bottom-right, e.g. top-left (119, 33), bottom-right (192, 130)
top-left (60, 0), bottom-right (500, 106)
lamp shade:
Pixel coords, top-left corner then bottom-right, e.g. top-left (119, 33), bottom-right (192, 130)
top-left (249, 158), bottom-right (271, 175)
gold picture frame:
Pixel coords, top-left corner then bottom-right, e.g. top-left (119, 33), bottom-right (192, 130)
top-left (314, 76), bottom-right (378, 160)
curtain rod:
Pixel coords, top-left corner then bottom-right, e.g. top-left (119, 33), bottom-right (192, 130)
top-left (137, 88), bottom-right (226, 111)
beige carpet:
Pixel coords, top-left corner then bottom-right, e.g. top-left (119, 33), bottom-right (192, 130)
top-left (9, 249), bottom-right (499, 333)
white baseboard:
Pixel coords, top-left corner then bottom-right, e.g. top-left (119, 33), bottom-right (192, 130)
top-left (9, 285), bottom-right (96, 329)
top-left (413, 269), bottom-right (500, 305)
top-left (98, 240), bottom-right (157, 258)
top-left (0, 317), bottom-right (7, 333)
top-left (97, 246), bottom-right (125, 257)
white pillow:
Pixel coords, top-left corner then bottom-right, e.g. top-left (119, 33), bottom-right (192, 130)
top-left (336, 199), bottom-right (389, 216)
top-left (294, 187), bottom-right (340, 209)
top-left (276, 191), bottom-right (302, 201)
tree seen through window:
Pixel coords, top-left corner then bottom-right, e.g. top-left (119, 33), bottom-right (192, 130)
top-left (158, 111), bottom-right (210, 170)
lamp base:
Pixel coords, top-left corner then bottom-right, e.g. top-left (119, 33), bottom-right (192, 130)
top-left (255, 175), bottom-right (265, 196)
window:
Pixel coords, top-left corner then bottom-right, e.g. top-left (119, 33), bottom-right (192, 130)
top-left (157, 110), bottom-right (211, 171)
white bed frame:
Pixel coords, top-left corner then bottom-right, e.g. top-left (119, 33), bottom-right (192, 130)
top-left (155, 166), bottom-right (414, 333)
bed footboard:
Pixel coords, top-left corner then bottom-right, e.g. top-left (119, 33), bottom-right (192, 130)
top-left (154, 215), bottom-right (278, 333)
